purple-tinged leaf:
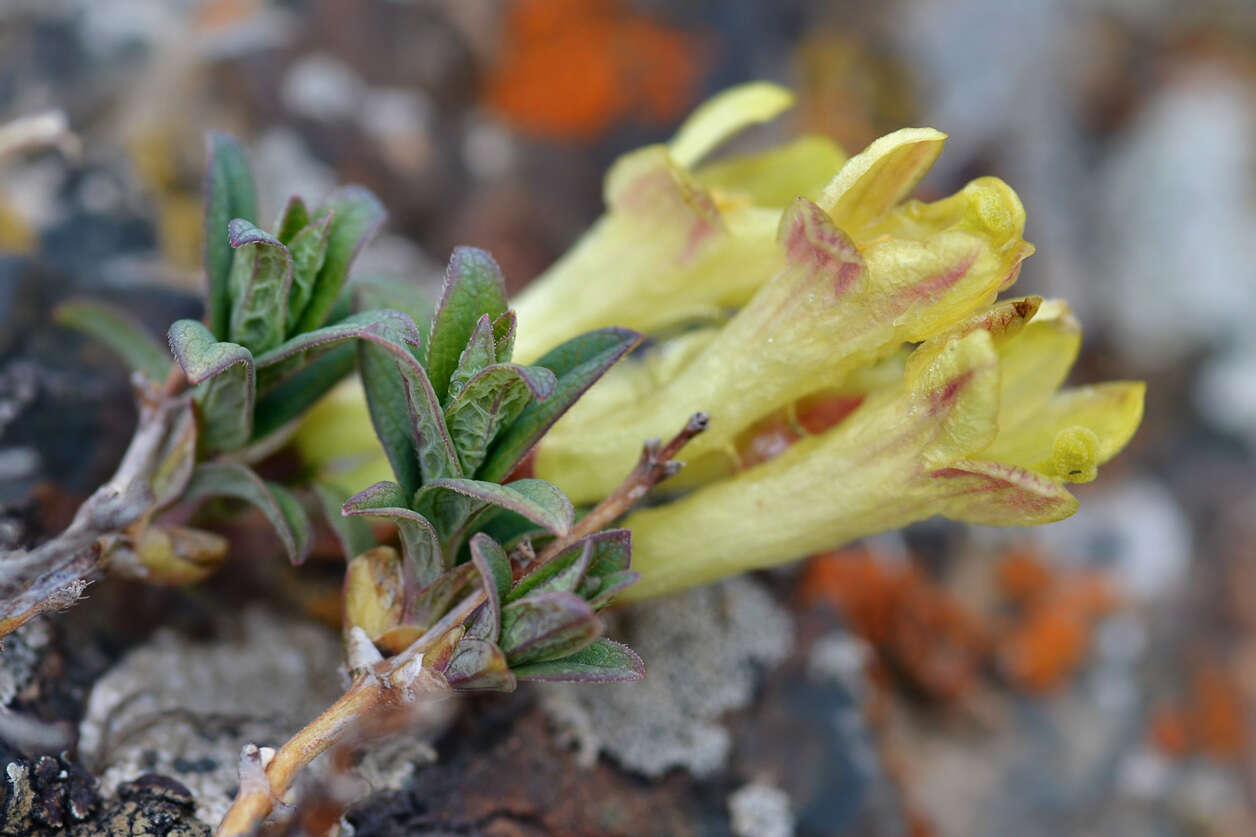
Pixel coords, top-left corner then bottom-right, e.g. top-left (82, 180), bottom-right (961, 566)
top-left (582, 529), bottom-right (631, 579)
top-left (506, 539), bottom-right (592, 603)
top-left (499, 591), bottom-right (602, 666)
top-left (169, 319), bottom-right (255, 452)
top-left (478, 327), bottom-right (642, 483)
top-left (253, 309), bottom-right (421, 395)
top-left (446, 363), bottom-right (556, 477)
top-left (446, 314), bottom-right (495, 402)
top-left (203, 133), bottom-right (258, 338)
top-left (396, 359), bottom-right (463, 484)
top-left (293, 186), bottom-right (386, 333)
top-left (444, 638), bottom-right (516, 692)
top-left (585, 570), bottom-right (639, 610)
top-left (469, 534), bottom-right (511, 639)
top-left (426, 247), bottom-right (508, 404)
top-left (183, 462), bottom-right (311, 564)
top-left (414, 477), bottom-right (573, 544)
top-left (284, 210), bottom-right (334, 336)
top-left (342, 481), bottom-right (444, 587)
top-left (227, 219), bottom-right (293, 354)
top-left (513, 638), bottom-right (644, 683)
top-left (53, 298), bottom-right (171, 381)
top-left (408, 563), bottom-right (477, 629)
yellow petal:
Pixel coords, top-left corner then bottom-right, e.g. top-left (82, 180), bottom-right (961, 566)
top-left (668, 81), bottom-right (795, 167)
top-left (620, 328), bottom-right (1000, 600)
top-left (992, 298), bottom-right (1081, 431)
top-left (982, 381), bottom-right (1146, 478)
top-left (537, 178), bottom-right (1032, 502)
top-left (695, 134), bottom-right (847, 207)
top-left (817, 127), bottom-right (947, 229)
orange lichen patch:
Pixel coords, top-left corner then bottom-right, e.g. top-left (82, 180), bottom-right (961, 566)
top-left (483, 0), bottom-right (705, 141)
top-left (995, 549), bottom-right (1054, 604)
top-left (1147, 665), bottom-right (1248, 763)
top-left (1149, 704), bottom-right (1194, 760)
top-left (991, 543), bottom-right (1121, 694)
top-left (996, 605), bottom-right (1090, 694)
top-left (1191, 664), bottom-right (1247, 762)
top-left (800, 548), bottom-right (987, 700)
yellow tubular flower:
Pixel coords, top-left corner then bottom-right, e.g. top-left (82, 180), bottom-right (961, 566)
top-left (620, 298), bottom-right (1144, 601)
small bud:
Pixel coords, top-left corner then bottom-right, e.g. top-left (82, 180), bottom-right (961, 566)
top-left (104, 525), bottom-right (227, 586)
top-left (343, 546), bottom-right (404, 641)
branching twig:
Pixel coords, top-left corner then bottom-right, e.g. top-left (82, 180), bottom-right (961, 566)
top-left (215, 413), bottom-right (709, 836)
top-left (534, 412), bottom-right (707, 565)
top-left (0, 390), bottom-right (191, 637)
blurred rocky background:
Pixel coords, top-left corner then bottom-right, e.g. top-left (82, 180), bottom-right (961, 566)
top-left (2, 0), bottom-right (1255, 835)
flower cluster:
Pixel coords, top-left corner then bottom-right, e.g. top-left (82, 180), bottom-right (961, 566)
top-left (300, 83), bottom-right (1144, 601)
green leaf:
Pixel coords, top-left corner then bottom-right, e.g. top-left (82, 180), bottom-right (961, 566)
top-left (284, 210), bottom-right (334, 336)
top-left (358, 342), bottom-right (422, 496)
top-left (574, 529), bottom-right (637, 608)
top-left (342, 481), bottom-right (444, 587)
top-left (414, 477), bottom-right (573, 544)
top-left (53, 298), bottom-right (170, 381)
top-left (169, 319), bottom-right (255, 452)
top-left (425, 247), bottom-right (508, 404)
top-left (506, 538), bottom-right (591, 603)
top-left (446, 314), bottom-right (495, 402)
top-left (444, 638), bottom-right (515, 692)
top-left (469, 534), bottom-right (511, 639)
top-left (396, 360), bottom-right (462, 485)
top-left (513, 638), bottom-right (644, 683)
top-left (492, 311), bottom-right (516, 363)
top-left (445, 363), bottom-right (556, 477)
top-left (408, 563), bottom-right (476, 629)
top-left (251, 343), bottom-right (355, 442)
top-left (227, 220), bottom-right (293, 354)
top-left (499, 591), bottom-right (602, 666)
top-left (254, 309), bottom-right (421, 395)
top-left (585, 570), bottom-right (639, 610)
top-left (583, 529), bottom-right (632, 580)
top-left (273, 195), bottom-right (310, 245)
top-left (313, 482), bottom-right (374, 558)
top-left (183, 462), bottom-right (311, 564)
top-left (293, 186), bottom-right (386, 333)
top-left (478, 327), bottom-right (642, 483)
top-left (203, 132), bottom-right (258, 338)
